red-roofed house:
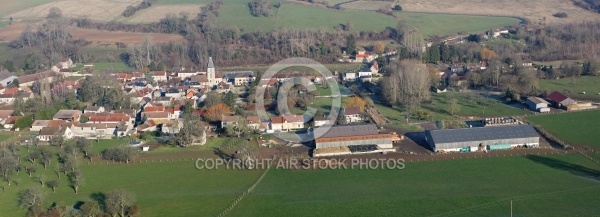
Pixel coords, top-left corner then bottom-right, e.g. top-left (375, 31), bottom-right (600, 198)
top-left (88, 114), bottom-right (132, 124)
top-left (270, 115), bottom-right (304, 132)
top-left (547, 91), bottom-right (577, 108)
top-left (144, 105), bottom-right (165, 112)
top-left (2, 87), bottom-right (18, 95)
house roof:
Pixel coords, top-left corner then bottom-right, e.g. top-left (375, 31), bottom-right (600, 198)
top-left (32, 120), bottom-right (68, 127)
top-left (3, 87), bottom-right (18, 95)
top-left (137, 120), bottom-right (157, 131)
top-left (222, 115), bottom-right (241, 122)
top-left (547, 91), bottom-right (570, 103)
top-left (0, 110), bottom-right (13, 119)
top-left (246, 116), bottom-right (260, 124)
top-left (426, 125), bottom-right (538, 144)
top-left (116, 73), bottom-right (133, 80)
top-left (527, 97), bottom-right (549, 105)
top-left (191, 75), bottom-right (208, 83)
top-left (84, 106), bottom-right (104, 112)
top-left (313, 115), bottom-right (331, 121)
top-left (89, 115), bottom-right (130, 122)
top-left (72, 122), bottom-right (120, 129)
top-left (152, 71), bottom-right (166, 76)
top-left (315, 124), bottom-right (379, 138)
top-left (144, 105), bottom-right (165, 112)
top-left (17, 71), bottom-right (56, 84)
top-left (0, 93), bottom-right (18, 99)
top-left (39, 126), bottom-right (62, 136)
top-left (344, 107), bottom-right (361, 116)
top-left (271, 115), bottom-right (303, 124)
top-left (113, 109), bottom-right (137, 118)
top-left (5, 116), bottom-right (21, 125)
top-left (53, 110), bottom-right (81, 119)
top-left (142, 112), bottom-right (170, 119)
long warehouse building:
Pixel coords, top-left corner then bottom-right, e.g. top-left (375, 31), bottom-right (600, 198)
top-left (312, 124), bottom-right (395, 157)
top-left (425, 124), bottom-right (540, 152)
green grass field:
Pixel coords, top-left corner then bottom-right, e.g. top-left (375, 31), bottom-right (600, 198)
top-left (231, 154), bottom-right (600, 216)
top-left (217, 1), bottom-right (397, 32)
top-left (0, 158), bottom-right (263, 217)
top-left (375, 92), bottom-right (529, 127)
top-left (539, 76), bottom-right (600, 101)
top-left (422, 93), bottom-right (529, 119)
top-left (395, 12), bottom-right (519, 37)
top-left (528, 110), bottom-right (600, 148)
top-left (3, 140), bottom-right (600, 216)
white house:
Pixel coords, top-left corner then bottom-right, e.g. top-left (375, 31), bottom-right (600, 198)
top-left (526, 97), bottom-right (550, 113)
top-left (37, 126), bottom-right (73, 141)
top-left (343, 72), bottom-right (357, 81)
top-left (177, 71), bottom-right (197, 79)
top-left (343, 107), bottom-right (363, 123)
top-left (151, 71), bottom-right (168, 82)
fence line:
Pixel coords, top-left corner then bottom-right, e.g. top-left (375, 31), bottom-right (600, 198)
top-left (217, 158), bottom-right (275, 217)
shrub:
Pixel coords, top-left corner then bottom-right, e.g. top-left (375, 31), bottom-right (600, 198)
top-left (553, 12), bottom-right (568, 18)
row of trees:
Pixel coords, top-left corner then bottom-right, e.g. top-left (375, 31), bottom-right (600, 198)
top-left (122, 0), bottom-right (157, 17)
top-left (20, 187), bottom-right (140, 217)
top-left (380, 60), bottom-right (432, 115)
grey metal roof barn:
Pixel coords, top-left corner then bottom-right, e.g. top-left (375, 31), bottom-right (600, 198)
top-left (314, 123), bottom-right (379, 138)
top-left (425, 125), bottom-right (540, 152)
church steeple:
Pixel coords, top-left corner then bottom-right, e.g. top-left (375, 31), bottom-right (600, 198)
top-left (208, 57), bottom-right (215, 69)
top-left (207, 57), bottom-right (216, 85)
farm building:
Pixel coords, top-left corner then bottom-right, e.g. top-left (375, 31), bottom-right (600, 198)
top-left (312, 124), bottom-right (394, 157)
top-left (526, 97), bottom-right (550, 112)
top-left (547, 91), bottom-right (576, 108)
top-left (425, 125), bottom-right (540, 153)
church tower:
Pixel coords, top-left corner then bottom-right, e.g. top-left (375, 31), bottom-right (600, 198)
top-left (207, 57), bottom-right (216, 85)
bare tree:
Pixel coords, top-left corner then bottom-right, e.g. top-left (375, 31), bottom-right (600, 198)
top-left (105, 189), bottom-right (136, 217)
top-left (26, 166), bottom-right (36, 177)
top-left (19, 187), bottom-right (46, 209)
top-left (39, 148), bottom-right (53, 169)
top-left (47, 180), bottom-right (59, 193)
top-left (174, 113), bottom-right (205, 147)
top-left (448, 93), bottom-right (460, 116)
top-left (80, 200), bottom-right (101, 217)
top-left (0, 151), bottom-right (18, 185)
top-left (381, 60), bottom-right (431, 116)
top-left (76, 137), bottom-right (92, 160)
top-left (35, 174), bottom-right (45, 187)
top-left (69, 169), bottom-right (82, 194)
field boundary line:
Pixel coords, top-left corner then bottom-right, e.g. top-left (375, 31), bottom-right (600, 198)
top-left (217, 158), bottom-right (275, 217)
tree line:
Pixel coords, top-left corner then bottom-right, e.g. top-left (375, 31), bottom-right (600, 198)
top-left (122, 0), bottom-right (157, 17)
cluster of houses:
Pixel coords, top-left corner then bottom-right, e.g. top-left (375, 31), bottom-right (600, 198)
top-left (26, 102), bottom-right (200, 143)
top-left (219, 106), bottom-right (366, 134)
top-left (342, 61), bottom-right (380, 82)
top-left (526, 91), bottom-right (597, 112)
